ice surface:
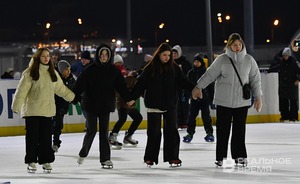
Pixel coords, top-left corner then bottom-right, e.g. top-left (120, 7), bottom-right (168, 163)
top-left (0, 123), bottom-right (299, 184)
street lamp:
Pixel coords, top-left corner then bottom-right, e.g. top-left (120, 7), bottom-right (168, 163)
top-left (155, 23), bottom-right (165, 46)
top-left (216, 13), bottom-right (231, 44)
top-left (271, 19), bottom-right (279, 44)
top-left (45, 22), bottom-right (51, 44)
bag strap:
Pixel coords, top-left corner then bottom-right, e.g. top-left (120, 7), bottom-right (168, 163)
top-left (228, 56), bottom-right (243, 86)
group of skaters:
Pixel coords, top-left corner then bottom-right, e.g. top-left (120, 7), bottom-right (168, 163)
top-left (14, 32), bottom-right (285, 173)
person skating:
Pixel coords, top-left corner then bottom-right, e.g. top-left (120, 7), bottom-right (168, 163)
top-left (72, 44), bottom-right (133, 169)
top-left (182, 53), bottom-right (215, 143)
top-left (131, 43), bottom-right (195, 167)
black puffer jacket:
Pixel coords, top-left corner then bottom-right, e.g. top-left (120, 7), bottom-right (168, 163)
top-left (55, 74), bottom-right (76, 114)
top-left (268, 56), bottom-right (300, 98)
top-left (132, 63), bottom-right (194, 111)
top-left (73, 44), bottom-right (131, 115)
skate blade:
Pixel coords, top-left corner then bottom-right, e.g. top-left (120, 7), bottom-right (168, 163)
top-left (101, 165), bottom-right (113, 169)
top-left (111, 146), bottom-right (122, 150)
top-left (110, 145), bottom-right (122, 150)
top-left (170, 163), bottom-right (182, 167)
top-left (123, 143), bottom-right (137, 147)
top-left (43, 169), bottom-right (52, 173)
top-left (27, 169), bottom-right (36, 173)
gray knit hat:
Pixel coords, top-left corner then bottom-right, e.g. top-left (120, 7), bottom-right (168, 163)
top-left (57, 60), bottom-right (70, 73)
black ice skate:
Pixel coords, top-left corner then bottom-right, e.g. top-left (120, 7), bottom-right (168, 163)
top-left (235, 158), bottom-right (248, 167)
top-left (123, 131), bottom-right (138, 146)
top-left (183, 134), bottom-right (193, 143)
top-left (215, 160), bottom-right (223, 167)
top-left (27, 163), bottom-right (37, 173)
top-left (42, 163), bottom-right (52, 173)
top-left (169, 159), bottom-right (182, 167)
top-left (101, 160), bottom-right (113, 169)
top-left (109, 132), bottom-right (122, 150)
top-left (204, 133), bottom-right (215, 142)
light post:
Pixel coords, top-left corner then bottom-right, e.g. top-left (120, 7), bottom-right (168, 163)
top-left (216, 13), bottom-right (231, 44)
top-left (45, 22), bottom-right (51, 44)
top-left (271, 19), bottom-right (279, 44)
top-left (155, 23), bottom-right (165, 46)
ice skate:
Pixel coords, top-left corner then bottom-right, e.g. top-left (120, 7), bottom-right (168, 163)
top-left (235, 158), bottom-right (248, 167)
top-left (42, 163), bottom-right (52, 173)
top-left (204, 133), bottom-right (215, 142)
top-left (145, 160), bottom-right (154, 168)
top-left (169, 159), bottom-right (182, 167)
top-left (101, 160), bottom-right (113, 169)
top-left (109, 132), bottom-right (122, 150)
top-left (215, 160), bottom-right (223, 167)
top-left (77, 157), bottom-right (85, 165)
top-left (183, 134), bottom-right (193, 143)
top-left (123, 131), bottom-right (138, 147)
top-left (27, 162), bottom-right (37, 173)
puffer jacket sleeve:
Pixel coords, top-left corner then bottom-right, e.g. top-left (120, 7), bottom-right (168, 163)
top-left (249, 57), bottom-right (263, 97)
top-left (11, 70), bottom-right (32, 113)
top-left (196, 56), bottom-right (223, 89)
top-left (54, 71), bottom-right (75, 102)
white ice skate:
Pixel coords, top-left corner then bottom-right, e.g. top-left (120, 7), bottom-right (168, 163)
top-left (77, 157), bottom-right (85, 165)
top-left (42, 163), bottom-right (52, 173)
top-left (123, 131), bottom-right (138, 147)
top-left (101, 160), bottom-right (113, 169)
top-left (27, 162), bottom-right (37, 173)
top-left (109, 132), bottom-right (122, 150)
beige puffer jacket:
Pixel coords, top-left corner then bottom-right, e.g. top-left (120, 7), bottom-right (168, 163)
top-left (11, 64), bottom-right (75, 118)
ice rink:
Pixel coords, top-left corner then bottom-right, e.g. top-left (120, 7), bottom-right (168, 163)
top-left (1, 123), bottom-right (300, 184)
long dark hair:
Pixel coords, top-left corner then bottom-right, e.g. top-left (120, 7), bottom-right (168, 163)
top-left (144, 43), bottom-right (176, 76)
top-left (30, 47), bottom-right (57, 82)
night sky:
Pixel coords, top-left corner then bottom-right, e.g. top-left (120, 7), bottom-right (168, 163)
top-left (0, 0), bottom-right (299, 46)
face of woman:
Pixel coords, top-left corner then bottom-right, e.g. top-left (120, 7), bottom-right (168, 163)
top-left (159, 50), bottom-right (171, 64)
top-left (40, 50), bottom-right (50, 65)
top-left (100, 50), bottom-right (109, 63)
top-left (230, 40), bottom-right (243, 53)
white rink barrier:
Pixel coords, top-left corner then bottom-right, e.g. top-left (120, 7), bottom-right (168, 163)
top-left (0, 73), bottom-right (295, 136)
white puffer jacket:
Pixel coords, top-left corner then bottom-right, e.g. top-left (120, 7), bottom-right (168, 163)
top-left (11, 64), bottom-right (75, 118)
top-left (196, 47), bottom-right (263, 108)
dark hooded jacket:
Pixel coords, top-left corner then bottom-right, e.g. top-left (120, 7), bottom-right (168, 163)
top-left (72, 44), bottom-right (131, 115)
top-left (132, 59), bottom-right (195, 111)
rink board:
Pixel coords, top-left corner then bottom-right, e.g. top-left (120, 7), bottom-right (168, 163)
top-left (0, 73), bottom-right (296, 136)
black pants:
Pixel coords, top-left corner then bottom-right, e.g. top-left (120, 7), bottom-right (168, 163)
top-left (144, 109), bottom-right (180, 164)
top-left (186, 98), bottom-right (213, 135)
top-left (177, 99), bottom-right (190, 127)
top-left (112, 108), bottom-right (143, 136)
top-left (78, 111), bottom-right (110, 163)
top-left (53, 111), bottom-right (65, 146)
top-left (25, 116), bottom-right (54, 164)
top-left (215, 106), bottom-right (248, 161)
top-left (279, 97), bottom-right (298, 120)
